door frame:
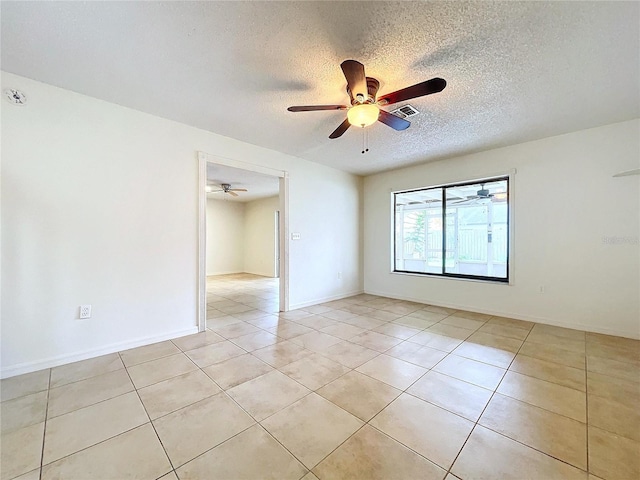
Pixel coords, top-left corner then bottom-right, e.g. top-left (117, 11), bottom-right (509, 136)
top-left (197, 151), bottom-right (290, 332)
top-left (275, 210), bottom-right (281, 278)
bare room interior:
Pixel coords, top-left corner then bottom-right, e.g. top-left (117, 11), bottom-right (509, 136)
top-left (1, 2), bottom-right (639, 480)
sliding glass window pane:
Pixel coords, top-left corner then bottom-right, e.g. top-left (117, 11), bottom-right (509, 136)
top-left (444, 179), bottom-right (508, 278)
top-left (395, 188), bottom-right (443, 274)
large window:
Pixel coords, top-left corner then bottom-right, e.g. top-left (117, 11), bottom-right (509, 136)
top-left (394, 177), bottom-right (509, 282)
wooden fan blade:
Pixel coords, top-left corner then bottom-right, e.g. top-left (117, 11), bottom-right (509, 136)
top-left (378, 110), bottom-right (410, 131)
top-left (228, 191), bottom-right (239, 197)
top-left (288, 105), bottom-right (348, 112)
top-left (329, 118), bottom-right (351, 139)
top-left (340, 60), bottom-right (367, 100)
top-left (377, 78), bottom-right (447, 106)
top-left (230, 189), bottom-right (248, 192)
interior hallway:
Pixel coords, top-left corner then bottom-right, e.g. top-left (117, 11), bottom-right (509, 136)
top-left (1, 277), bottom-right (639, 479)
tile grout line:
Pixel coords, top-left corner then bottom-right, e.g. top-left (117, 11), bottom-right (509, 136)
top-left (441, 324), bottom-right (535, 478)
top-left (256, 420), bottom-right (316, 477)
top-left (43, 359), bottom-right (125, 391)
top-left (445, 324), bottom-right (593, 477)
top-left (206, 306), bottom-right (386, 476)
top-left (303, 421), bottom-right (371, 476)
top-left (35, 423), bottom-right (165, 473)
top-left (468, 378), bottom-right (587, 424)
top-left (32, 353), bottom-right (169, 473)
top-left (117, 351), bottom-right (177, 476)
top-left (168, 421), bottom-right (257, 472)
top-left (164, 330), bottom-right (296, 476)
top-left (152, 316), bottom-right (269, 472)
top-left (185, 335), bottom-right (316, 475)
top-left (251, 349), bottom-right (405, 476)
top-left (180, 332), bottom-right (315, 476)
top-left (38, 368), bottom-right (52, 480)
top-left (43, 366), bottom-right (170, 421)
top-left (347, 336), bottom-right (468, 475)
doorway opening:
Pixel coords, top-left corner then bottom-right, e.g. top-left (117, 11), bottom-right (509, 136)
top-left (197, 151), bottom-right (289, 332)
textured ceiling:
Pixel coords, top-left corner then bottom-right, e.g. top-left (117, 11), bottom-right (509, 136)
top-left (2, 1), bottom-right (639, 175)
top-left (206, 163), bottom-right (279, 203)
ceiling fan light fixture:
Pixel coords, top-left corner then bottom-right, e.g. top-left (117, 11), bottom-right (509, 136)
top-left (347, 103), bottom-right (380, 128)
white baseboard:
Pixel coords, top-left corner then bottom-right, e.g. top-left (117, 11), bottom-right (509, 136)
top-left (243, 270), bottom-right (276, 278)
top-left (289, 289), bottom-right (365, 310)
top-left (364, 289), bottom-right (640, 340)
top-left (1, 327), bottom-right (199, 379)
top-left (206, 270), bottom-right (244, 276)
top-left (208, 270), bottom-right (275, 279)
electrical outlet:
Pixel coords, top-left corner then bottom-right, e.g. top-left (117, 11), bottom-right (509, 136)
top-left (79, 305), bottom-right (92, 319)
top-left (291, 232), bottom-right (301, 240)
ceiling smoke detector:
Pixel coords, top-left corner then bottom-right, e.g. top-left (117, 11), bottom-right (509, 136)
top-left (391, 104), bottom-right (420, 119)
top-left (4, 88), bottom-right (27, 106)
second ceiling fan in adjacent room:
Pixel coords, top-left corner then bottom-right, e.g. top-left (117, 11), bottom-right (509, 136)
top-left (206, 183), bottom-right (248, 197)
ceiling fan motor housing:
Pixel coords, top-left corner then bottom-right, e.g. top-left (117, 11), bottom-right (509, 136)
top-left (347, 77), bottom-right (380, 105)
top-left (366, 77), bottom-right (380, 103)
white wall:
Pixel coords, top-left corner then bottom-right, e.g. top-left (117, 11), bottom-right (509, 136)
top-left (205, 195), bottom-right (279, 277)
top-left (1, 72), bottom-right (363, 377)
top-left (244, 195), bottom-right (279, 277)
top-left (206, 199), bottom-right (245, 275)
top-left (364, 119), bottom-right (640, 339)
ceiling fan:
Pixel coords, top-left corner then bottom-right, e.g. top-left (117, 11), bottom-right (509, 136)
top-left (452, 184), bottom-right (506, 204)
top-left (206, 183), bottom-right (248, 197)
top-left (287, 60), bottom-right (446, 139)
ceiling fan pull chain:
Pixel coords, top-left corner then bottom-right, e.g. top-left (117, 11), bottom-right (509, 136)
top-left (365, 128), bottom-right (369, 153)
top-left (361, 127), bottom-right (370, 154)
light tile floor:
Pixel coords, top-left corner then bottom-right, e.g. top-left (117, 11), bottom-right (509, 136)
top-left (2, 273), bottom-right (639, 479)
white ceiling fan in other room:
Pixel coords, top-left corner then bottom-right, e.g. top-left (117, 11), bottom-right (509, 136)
top-left (206, 183), bottom-right (248, 197)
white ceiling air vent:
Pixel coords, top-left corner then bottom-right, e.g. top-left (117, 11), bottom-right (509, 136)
top-left (390, 104), bottom-right (419, 119)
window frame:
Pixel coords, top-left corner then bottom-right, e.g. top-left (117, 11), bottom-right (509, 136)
top-left (392, 175), bottom-right (511, 283)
